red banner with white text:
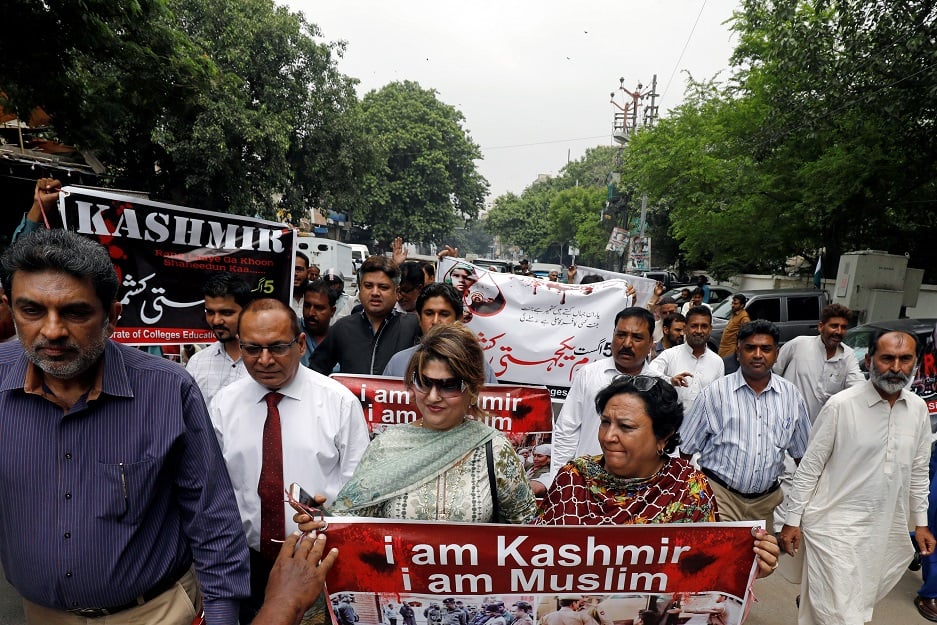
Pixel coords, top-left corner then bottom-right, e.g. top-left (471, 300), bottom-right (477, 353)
top-left (321, 519), bottom-right (759, 625)
top-left (331, 374), bottom-right (554, 452)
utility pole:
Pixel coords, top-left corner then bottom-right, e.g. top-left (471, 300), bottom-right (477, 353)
top-left (607, 74), bottom-right (658, 272)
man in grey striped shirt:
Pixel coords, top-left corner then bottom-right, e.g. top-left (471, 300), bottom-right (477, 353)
top-left (680, 319), bottom-right (810, 534)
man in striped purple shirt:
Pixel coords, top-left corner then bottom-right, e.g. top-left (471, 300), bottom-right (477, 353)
top-left (680, 319), bottom-right (810, 535)
top-left (0, 229), bottom-right (249, 625)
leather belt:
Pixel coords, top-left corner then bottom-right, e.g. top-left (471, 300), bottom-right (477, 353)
top-left (701, 467), bottom-right (780, 499)
top-left (67, 565), bottom-right (189, 618)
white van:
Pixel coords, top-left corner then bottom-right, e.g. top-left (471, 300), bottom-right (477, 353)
top-left (296, 234), bottom-right (356, 293)
top-left (348, 244), bottom-right (371, 273)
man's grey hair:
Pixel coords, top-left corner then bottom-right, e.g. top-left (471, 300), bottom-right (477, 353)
top-left (2, 229), bottom-right (118, 310)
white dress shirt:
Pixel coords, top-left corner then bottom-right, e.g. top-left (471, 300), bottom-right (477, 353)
top-left (210, 366), bottom-right (370, 550)
top-left (784, 382), bottom-right (930, 624)
top-left (549, 357), bottom-right (664, 486)
top-left (647, 342), bottom-right (724, 413)
top-left (185, 341), bottom-right (248, 406)
top-left (774, 334), bottom-right (864, 423)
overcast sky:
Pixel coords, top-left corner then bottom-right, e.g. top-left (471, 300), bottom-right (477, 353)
top-left (284, 1), bottom-right (740, 201)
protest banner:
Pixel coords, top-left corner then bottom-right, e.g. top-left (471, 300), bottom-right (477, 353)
top-left (437, 259), bottom-right (656, 398)
top-left (58, 186), bottom-right (294, 344)
top-left (321, 518), bottom-right (759, 625)
top-left (331, 374), bottom-right (553, 449)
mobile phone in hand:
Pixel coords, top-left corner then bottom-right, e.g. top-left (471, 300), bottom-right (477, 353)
top-left (288, 482), bottom-right (316, 508)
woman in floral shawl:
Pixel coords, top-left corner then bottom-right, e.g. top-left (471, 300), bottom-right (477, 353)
top-left (535, 376), bottom-right (779, 577)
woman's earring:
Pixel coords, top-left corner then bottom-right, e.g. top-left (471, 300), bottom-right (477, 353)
top-left (657, 448), bottom-right (666, 457)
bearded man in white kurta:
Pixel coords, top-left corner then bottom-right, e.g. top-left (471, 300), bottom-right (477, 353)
top-left (780, 330), bottom-right (936, 625)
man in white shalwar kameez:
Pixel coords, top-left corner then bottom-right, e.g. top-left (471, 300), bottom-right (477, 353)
top-left (779, 330), bottom-right (936, 625)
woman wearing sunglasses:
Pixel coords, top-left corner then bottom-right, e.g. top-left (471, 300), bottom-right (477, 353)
top-left (311, 323), bottom-right (536, 523)
top-left (535, 376), bottom-right (779, 578)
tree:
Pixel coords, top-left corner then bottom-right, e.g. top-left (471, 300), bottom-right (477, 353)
top-left (486, 146), bottom-right (625, 265)
top-left (448, 219), bottom-right (494, 257)
top-left (356, 81), bottom-right (488, 246)
top-left (622, 78), bottom-right (784, 278)
top-left (154, 0), bottom-right (374, 219)
top-left (1, 0), bottom-right (214, 176)
top-left (546, 187), bottom-right (608, 267)
top-left (1, 0), bottom-right (374, 220)
top-left (484, 187), bottom-right (552, 260)
top-left (727, 0), bottom-right (937, 276)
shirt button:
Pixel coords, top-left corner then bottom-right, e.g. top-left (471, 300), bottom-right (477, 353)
top-left (65, 571), bottom-right (72, 577)
top-left (64, 532), bottom-right (71, 539)
top-left (65, 452), bottom-right (72, 460)
top-left (65, 492), bottom-right (71, 499)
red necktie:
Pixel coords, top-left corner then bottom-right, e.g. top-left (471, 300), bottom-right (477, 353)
top-left (259, 391), bottom-right (284, 561)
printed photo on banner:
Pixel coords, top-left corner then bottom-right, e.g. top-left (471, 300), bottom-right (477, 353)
top-left (58, 186), bottom-right (295, 344)
top-left (437, 258), bottom-right (656, 398)
top-left (320, 518), bottom-right (759, 625)
top-left (331, 374), bottom-right (554, 454)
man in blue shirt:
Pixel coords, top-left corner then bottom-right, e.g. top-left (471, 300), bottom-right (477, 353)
top-left (0, 229), bottom-right (249, 625)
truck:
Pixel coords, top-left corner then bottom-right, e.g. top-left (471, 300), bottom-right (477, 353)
top-left (296, 234), bottom-right (356, 294)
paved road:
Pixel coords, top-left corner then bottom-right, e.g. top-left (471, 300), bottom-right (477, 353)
top-left (746, 554), bottom-right (926, 624)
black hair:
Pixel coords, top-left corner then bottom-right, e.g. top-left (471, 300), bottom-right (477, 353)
top-left (867, 329), bottom-right (919, 358)
top-left (737, 319), bottom-right (780, 345)
top-left (614, 306), bottom-right (655, 336)
top-left (415, 282), bottom-right (463, 317)
top-left (358, 255), bottom-right (400, 285)
top-left (295, 251), bottom-right (309, 266)
top-left (662, 312), bottom-right (686, 329)
top-left (685, 305), bottom-right (712, 323)
top-left (303, 279), bottom-right (338, 306)
top-left (203, 273), bottom-right (253, 307)
top-left (1, 229), bottom-right (118, 310)
top-left (399, 261), bottom-right (425, 288)
top-left (820, 303), bottom-right (852, 323)
top-left (595, 376), bottom-right (683, 454)
top-left (732, 293), bottom-right (748, 306)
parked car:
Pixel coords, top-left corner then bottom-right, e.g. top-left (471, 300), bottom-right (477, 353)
top-left (531, 262), bottom-right (565, 282)
top-left (642, 270), bottom-right (680, 290)
top-left (844, 317), bottom-right (937, 374)
top-left (708, 288), bottom-right (831, 349)
top-left (662, 286), bottom-right (735, 306)
top-left (845, 318), bottom-right (937, 434)
top-left (471, 258), bottom-right (514, 273)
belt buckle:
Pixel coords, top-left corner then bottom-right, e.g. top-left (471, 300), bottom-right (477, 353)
top-left (68, 607), bottom-right (112, 618)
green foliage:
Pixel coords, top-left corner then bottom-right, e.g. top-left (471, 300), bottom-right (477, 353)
top-left (546, 187), bottom-right (608, 266)
top-left (484, 186), bottom-right (553, 260)
top-left (1, 0), bottom-right (372, 220)
top-left (156, 0), bottom-right (373, 218)
top-left (356, 81), bottom-right (488, 247)
top-left (489, 1), bottom-right (937, 278)
top-left (726, 0), bottom-right (937, 275)
top-left (486, 146), bottom-right (624, 266)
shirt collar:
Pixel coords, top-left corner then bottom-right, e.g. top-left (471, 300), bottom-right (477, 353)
top-left (728, 368), bottom-right (779, 393)
top-left (813, 334), bottom-right (846, 360)
top-left (20, 340), bottom-right (133, 408)
top-left (861, 378), bottom-right (911, 407)
top-left (245, 366), bottom-right (307, 404)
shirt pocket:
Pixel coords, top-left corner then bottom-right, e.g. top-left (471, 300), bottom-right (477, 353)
top-left (94, 458), bottom-right (158, 525)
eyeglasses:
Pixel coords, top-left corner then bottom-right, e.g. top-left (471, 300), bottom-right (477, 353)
top-left (411, 374), bottom-right (466, 397)
top-left (612, 374), bottom-right (662, 392)
top-left (240, 336), bottom-right (300, 357)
